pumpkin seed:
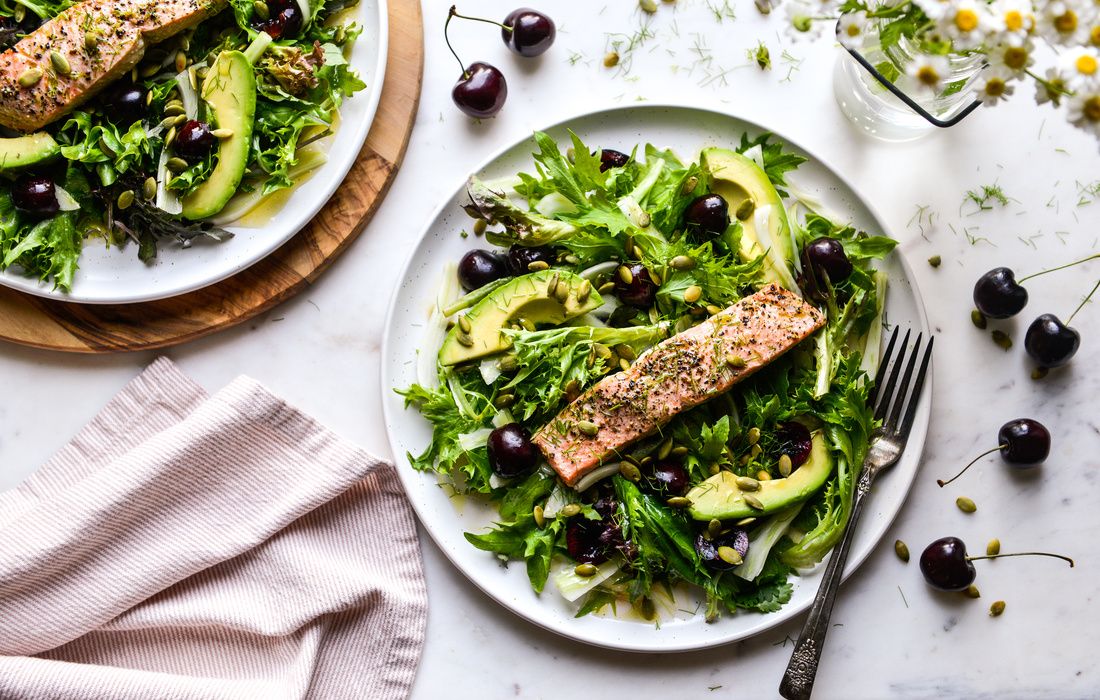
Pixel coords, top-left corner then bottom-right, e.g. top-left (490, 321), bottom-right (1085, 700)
top-left (1031, 366), bottom-right (1049, 380)
top-left (670, 446), bottom-right (689, 458)
top-left (492, 393), bottom-right (514, 408)
top-left (756, 470), bottom-right (771, 481)
top-left (971, 309), bottom-right (988, 329)
top-left (666, 496), bottom-right (692, 509)
top-left (707, 519), bottom-right (722, 537)
top-left (142, 176), bottom-right (157, 200)
top-left (956, 496), bottom-right (977, 513)
top-left (747, 427), bottom-right (761, 445)
top-left (498, 354), bottom-right (518, 372)
top-left (576, 420), bottom-right (599, 437)
top-left (708, 462), bottom-right (720, 475)
top-left (633, 245), bottom-right (645, 260)
top-left (706, 304), bottom-right (722, 316)
top-left (991, 329), bottom-right (1012, 351)
top-left (174, 50), bottom-right (187, 73)
top-left (593, 343), bottom-right (614, 360)
top-left (140, 62), bottom-right (161, 78)
top-left (638, 596), bottom-right (656, 620)
top-left (743, 493), bottom-right (765, 511)
top-left (619, 358), bottom-right (631, 372)
top-left (683, 285), bottom-right (702, 304)
top-left (560, 503), bottom-right (582, 518)
top-left (546, 273), bottom-right (559, 297)
top-left (778, 454), bottom-right (793, 477)
top-left (726, 355), bottom-right (746, 369)
top-left (680, 176), bottom-right (699, 195)
top-left (735, 198), bottom-right (755, 221)
top-left (750, 444), bottom-right (762, 459)
top-left (989, 600), bottom-right (1006, 617)
top-left (927, 255), bottom-right (942, 268)
top-left (656, 438), bottom-right (673, 460)
top-left (735, 476), bottom-right (760, 492)
top-left (668, 255), bottom-right (693, 271)
top-left (12, 3), bottom-right (23, 21)
top-left (456, 315), bottom-right (472, 334)
top-left (637, 212), bottom-right (652, 228)
top-left (456, 332), bottom-right (474, 347)
top-left (163, 103), bottom-right (186, 117)
top-left (717, 546), bottom-right (743, 566)
top-left (146, 90), bottom-right (154, 106)
top-left (894, 539), bottom-right (910, 563)
top-left (615, 344), bottom-right (637, 361)
top-left (166, 157), bottom-right (189, 173)
top-left (533, 505), bottom-right (546, 528)
top-left (253, 0), bottom-right (270, 18)
top-left (554, 284), bottom-right (569, 303)
top-left (17, 67), bottom-right (42, 87)
top-left (527, 260), bottom-right (549, 272)
top-left (50, 51), bottom-right (71, 76)
top-left (84, 31), bottom-right (99, 52)
top-left (164, 126), bottom-right (177, 148)
top-left (619, 265), bottom-right (634, 285)
top-left (577, 279), bottom-right (592, 303)
top-left (986, 538), bottom-right (1001, 556)
top-left (519, 317), bottom-right (536, 332)
top-left (735, 517), bottom-right (757, 526)
top-left (615, 462), bottom-right (640, 482)
top-left (575, 563), bottom-right (598, 577)
top-left (187, 66), bottom-right (198, 90)
top-left (964, 584), bottom-right (981, 598)
top-left (158, 115), bottom-right (179, 129)
top-left (603, 52), bottom-right (620, 68)
top-left (116, 189), bottom-right (135, 210)
top-left (471, 219), bottom-right (486, 236)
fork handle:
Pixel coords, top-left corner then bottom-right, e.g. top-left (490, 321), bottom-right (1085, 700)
top-left (778, 466), bottom-right (876, 700)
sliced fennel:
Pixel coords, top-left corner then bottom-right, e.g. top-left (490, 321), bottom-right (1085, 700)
top-left (753, 204), bottom-right (799, 291)
top-left (491, 408), bottom-right (515, 428)
top-left (457, 427), bottom-right (493, 452)
top-left (479, 357), bottom-right (503, 385)
top-left (174, 68), bottom-right (200, 120)
top-left (741, 144), bottom-right (764, 169)
top-left (574, 462), bottom-right (621, 492)
top-left (416, 263), bottom-right (461, 387)
top-left (53, 186), bottom-right (80, 211)
top-left (553, 556), bottom-right (621, 602)
top-left (734, 505), bottom-right (802, 581)
top-left (535, 192), bottom-right (577, 217)
top-left (155, 147), bottom-right (182, 215)
top-left (860, 270), bottom-right (889, 380)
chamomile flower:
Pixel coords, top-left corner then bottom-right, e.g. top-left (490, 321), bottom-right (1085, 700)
top-left (940, 0), bottom-right (993, 49)
top-left (1059, 46), bottom-right (1100, 86)
top-left (1086, 18), bottom-right (1100, 49)
top-left (1037, 0), bottom-right (1089, 45)
top-left (988, 39), bottom-right (1036, 74)
top-left (838, 11), bottom-right (871, 49)
top-left (989, 0), bottom-right (1037, 43)
top-left (976, 67), bottom-right (1017, 105)
top-left (785, 0), bottom-right (825, 40)
top-left (1035, 66), bottom-right (1071, 104)
top-left (913, 0), bottom-right (954, 21)
top-left (1066, 87), bottom-right (1100, 134)
top-left (906, 54), bottom-right (950, 91)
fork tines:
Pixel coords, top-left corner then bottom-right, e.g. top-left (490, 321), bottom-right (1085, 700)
top-left (869, 327), bottom-right (934, 440)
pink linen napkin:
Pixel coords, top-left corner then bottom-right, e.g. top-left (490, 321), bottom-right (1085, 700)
top-left (0, 358), bottom-right (427, 700)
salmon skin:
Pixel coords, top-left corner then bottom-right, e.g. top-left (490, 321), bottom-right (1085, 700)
top-left (0, 0), bottom-right (226, 133)
top-left (534, 284), bottom-right (826, 486)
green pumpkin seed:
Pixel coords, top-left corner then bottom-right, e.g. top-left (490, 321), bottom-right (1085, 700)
top-left (743, 493), bottom-right (765, 511)
top-left (747, 427), bottom-right (761, 445)
top-left (750, 444), bottom-right (762, 459)
top-left (991, 329), bottom-right (1012, 351)
top-left (560, 503), bottom-right (581, 518)
top-left (615, 344), bottom-right (637, 361)
top-left (964, 584), bottom-right (981, 598)
top-left (619, 265), bottom-right (634, 285)
top-left (554, 284), bottom-right (569, 303)
top-left (633, 245), bottom-right (645, 260)
top-left (546, 274), bottom-right (559, 297)
top-left (158, 115), bottom-right (179, 129)
top-left (708, 462), bottom-right (721, 475)
top-left (164, 126), bottom-right (177, 148)
top-left (637, 212), bottom-right (651, 228)
top-left (593, 343), bottom-right (613, 360)
top-left (756, 470), bottom-right (771, 481)
top-left (519, 317), bottom-right (536, 332)
top-left (492, 393), bottom-right (514, 408)
top-left (140, 62), bottom-right (161, 78)
top-left (146, 90), bottom-right (154, 106)
top-left (986, 538), bottom-right (1001, 556)
top-left (956, 496), bottom-right (977, 513)
top-left (116, 190), bottom-right (135, 210)
top-left (666, 496), bottom-right (692, 509)
top-left (638, 596), bottom-right (656, 620)
top-left (456, 332), bottom-right (474, 348)
top-left (533, 505), bottom-right (546, 528)
top-left (497, 354), bottom-right (518, 372)
top-left (12, 3), bottom-right (24, 21)
top-left (778, 454), bottom-right (793, 477)
top-left (575, 563), bottom-right (598, 577)
top-left (683, 285), bottom-right (702, 304)
top-left (163, 103), bottom-right (186, 117)
top-left (17, 67), bottom-right (42, 87)
top-left (717, 546), bottom-right (743, 566)
top-left (619, 462), bottom-right (642, 482)
top-left (735, 198), bottom-right (755, 221)
top-left (624, 235), bottom-right (635, 256)
top-left (735, 517), bottom-right (757, 526)
top-left (84, 31), bottom-right (99, 52)
top-left (970, 309), bottom-right (987, 329)
top-left (142, 176), bottom-right (157, 200)
top-left (656, 438), bottom-right (673, 461)
top-left (670, 446), bottom-right (689, 458)
top-left (166, 157), bottom-right (189, 173)
top-left (928, 255), bottom-right (942, 268)
top-left (669, 255), bottom-right (695, 271)
top-left (50, 51), bottom-right (71, 76)
top-left (174, 50), bottom-right (187, 73)
top-left (603, 52), bottom-right (620, 68)
top-left (707, 519), bottom-right (722, 537)
top-left (598, 281), bottom-right (616, 294)
top-left (726, 355), bottom-right (746, 369)
top-left (735, 476), bottom-right (760, 492)
top-left (577, 279), bottom-right (592, 303)
top-left (187, 66), bottom-right (198, 90)
top-left (894, 539), bottom-right (910, 563)
top-left (619, 358), bottom-right (631, 372)
top-left (706, 304), bottom-right (722, 316)
top-left (680, 176), bottom-right (699, 195)
top-left (472, 219), bottom-right (487, 236)
top-left (253, 0), bottom-right (270, 18)
top-left (457, 315), bottom-right (472, 334)
top-left (564, 254), bottom-right (580, 265)
top-left (989, 600), bottom-right (1006, 617)
top-left (576, 420), bottom-right (599, 437)
top-left (527, 260), bottom-right (549, 272)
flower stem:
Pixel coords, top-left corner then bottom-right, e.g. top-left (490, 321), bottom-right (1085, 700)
top-left (444, 6), bottom-right (469, 79)
top-left (1018, 253), bottom-right (1100, 283)
top-left (936, 445), bottom-right (1005, 487)
top-left (450, 6), bottom-right (511, 31)
top-left (1066, 278), bottom-right (1100, 325)
top-left (967, 551), bottom-right (1075, 567)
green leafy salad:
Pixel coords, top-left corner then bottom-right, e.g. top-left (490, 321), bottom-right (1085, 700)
top-left (400, 130), bottom-right (897, 623)
top-left (0, 0), bottom-right (364, 290)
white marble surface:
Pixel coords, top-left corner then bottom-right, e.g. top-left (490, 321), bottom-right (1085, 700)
top-left (1, 1), bottom-right (1099, 697)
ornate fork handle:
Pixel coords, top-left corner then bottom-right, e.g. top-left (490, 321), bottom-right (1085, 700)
top-left (778, 464), bottom-right (877, 700)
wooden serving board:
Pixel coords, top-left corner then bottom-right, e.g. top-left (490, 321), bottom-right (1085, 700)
top-left (0, 0), bottom-right (423, 353)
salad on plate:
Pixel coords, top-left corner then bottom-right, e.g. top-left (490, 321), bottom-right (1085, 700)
top-left (0, 0), bottom-right (364, 290)
top-left (400, 130), bottom-right (897, 623)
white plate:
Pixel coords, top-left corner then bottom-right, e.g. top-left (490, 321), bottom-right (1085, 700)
top-left (381, 104), bottom-right (931, 652)
top-left (0, 0), bottom-right (388, 304)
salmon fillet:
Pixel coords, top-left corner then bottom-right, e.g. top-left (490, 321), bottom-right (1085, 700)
top-left (534, 284), bottom-right (826, 486)
top-left (0, 0), bottom-right (225, 132)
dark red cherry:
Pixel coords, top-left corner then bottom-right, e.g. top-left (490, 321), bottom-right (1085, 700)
top-left (174, 120), bottom-right (217, 161)
top-left (599, 149), bottom-right (630, 172)
top-left (501, 8), bottom-right (555, 57)
top-left (102, 83), bottom-right (146, 125)
top-left (998, 418), bottom-right (1050, 464)
top-left (486, 423), bottom-right (539, 477)
top-left (805, 237), bottom-right (853, 284)
top-left (683, 194), bottom-right (729, 239)
top-left (458, 249), bottom-right (509, 291)
top-left (11, 175), bottom-right (58, 216)
top-left (614, 262), bottom-right (657, 308)
top-left (919, 536), bottom-right (976, 591)
top-left (505, 245), bottom-right (556, 274)
top-left (644, 460), bottom-right (689, 496)
top-left (1024, 314), bottom-right (1079, 368)
top-left (695, 529), bottom-right (750, 571)
top-left (974, 267), bottom-right (1028, 319)
top-left (252, 0), bottom-right (303, 38)
top-left (776, 421), bottom-right (813, 469)
top-left (452, 62), bottom-right (507, 118)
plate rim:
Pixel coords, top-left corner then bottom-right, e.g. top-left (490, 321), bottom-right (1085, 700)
top-left (380, 102), bottom-right (932, 652)
top-left (0, 0), bottom-right (390, 305)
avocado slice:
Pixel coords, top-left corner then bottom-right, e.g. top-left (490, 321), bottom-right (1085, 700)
top-left (700, 147), bottom-right (796, 288)
top-left (0, 132), bottom-right (60, 173)
top-left (182, 51), bottom-right (257, 220)
top-left (687, 430), bottom-right (834, 520)
top-left (439, 270), bottom-right (602, 366)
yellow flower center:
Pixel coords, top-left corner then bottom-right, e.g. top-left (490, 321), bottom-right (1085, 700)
top-left (1054, 10), bottom-right (1077, 34)
top-left (846, 24), bottom-right (861, 37)
top-left (955, 9), bottom-right (979, 32)
top-left (1084, 96), bottom-right (1100, 122)
top-left (1003, 46), bottom-right (1028, 70)
top-left (985, 78), bottom-right (1006, 97)
top-left (1091, 26), bottom-right (1100, 47)
top-left (1077, 55), bottom-right (1098, 75)
top-left (1004, 10), bottom-right (1024, 32)
top-left (917, 65), bottom-right (941, 86)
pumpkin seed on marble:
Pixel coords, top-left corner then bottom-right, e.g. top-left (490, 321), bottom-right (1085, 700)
top-left (894, 539), bottom-right (910, 563)
top-left (956, 496), bottom-right (977, 513)
top-left (989, 600), bottom-right (1006, 617)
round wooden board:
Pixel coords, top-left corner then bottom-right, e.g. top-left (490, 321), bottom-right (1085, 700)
top-left (0, 0), bottom-right (423, 354)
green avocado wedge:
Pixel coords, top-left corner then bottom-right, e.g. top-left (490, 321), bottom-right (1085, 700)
top-left (0, 132), bottom-right (60, 173)
top-left (687, 430), bottom-right (834, 520)
top-left (439, 270), bottom-right (602, 366)
top-left (182, 51), bottom-right (257, 220)
top-left (700, 147), bottom-right (796, 289)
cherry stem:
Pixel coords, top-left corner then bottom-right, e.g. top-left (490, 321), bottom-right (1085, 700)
top-left (449, 6), bottom-right (512, 32)
top-left (444, 6), bottom-right (470, 79)
top-left (1018, 253), bottom-right (1100, 283)
top-left (936, 445), bottom-right (1005, 487)
top-left (967, 551), bottom-right (1075, 567)
top-left (1066, 278), bottom-right (1100, 326)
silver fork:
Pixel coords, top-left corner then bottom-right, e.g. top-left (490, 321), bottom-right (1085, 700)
top-left (779, 328), bottom-right (933, 700)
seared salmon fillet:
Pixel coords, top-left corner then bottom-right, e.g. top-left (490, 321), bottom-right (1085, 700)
top-left (0, 0), bottom-right (225, 132)
top-left (534, 284), bottom-right (826, 486)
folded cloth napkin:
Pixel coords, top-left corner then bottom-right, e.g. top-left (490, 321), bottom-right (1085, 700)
top-left (0, 358), bottom-right (427, 700)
